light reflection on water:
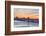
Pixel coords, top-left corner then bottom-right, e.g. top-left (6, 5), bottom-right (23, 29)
top-left (14, 20), bottom-right (39, 28)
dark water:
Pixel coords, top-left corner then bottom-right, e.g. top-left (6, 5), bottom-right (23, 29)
top-left (14, 20), bottom-right (39, 28)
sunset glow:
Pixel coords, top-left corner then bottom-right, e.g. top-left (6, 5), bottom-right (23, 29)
top-left (14, 8), bottom-right (39, 19)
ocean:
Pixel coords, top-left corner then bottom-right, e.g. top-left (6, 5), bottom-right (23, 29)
top-left (14, 20), bottom-right (39, 28)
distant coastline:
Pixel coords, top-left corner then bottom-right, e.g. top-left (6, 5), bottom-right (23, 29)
top-left (14, 17), bottom-right (39, 23)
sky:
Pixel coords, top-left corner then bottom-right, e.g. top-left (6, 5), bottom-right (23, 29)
top-left (14, 8), bottom-right (39, 19)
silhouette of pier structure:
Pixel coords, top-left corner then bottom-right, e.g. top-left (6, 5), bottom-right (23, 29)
top-left (14, 17), bottom-right (39, 23)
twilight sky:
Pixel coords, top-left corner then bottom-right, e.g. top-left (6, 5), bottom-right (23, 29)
top-left (14, 8), bottom-right (39, 19)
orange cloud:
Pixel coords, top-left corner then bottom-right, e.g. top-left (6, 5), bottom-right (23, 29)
top-left (14, 12), bottom-right (39, 19)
